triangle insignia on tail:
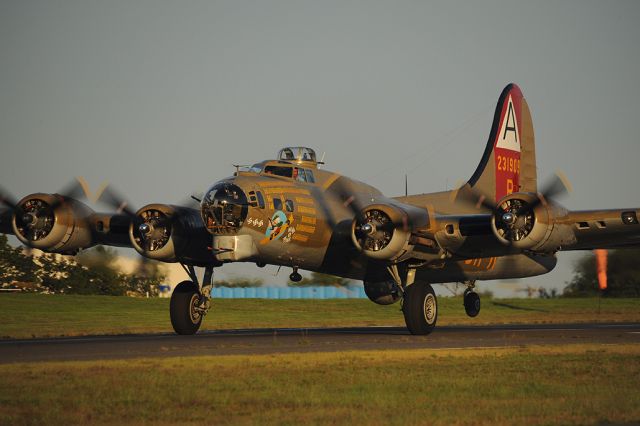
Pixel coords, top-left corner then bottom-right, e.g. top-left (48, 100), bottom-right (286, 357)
top-left (495, 95), bottom-right (520, 153)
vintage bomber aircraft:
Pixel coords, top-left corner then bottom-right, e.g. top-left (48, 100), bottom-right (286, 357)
top-left (1, 83), bottom-right (639, 335)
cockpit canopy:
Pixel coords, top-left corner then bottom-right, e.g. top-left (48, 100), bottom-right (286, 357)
top-left (277, 147), bottom-right (318, 165)
top-left (200, 182), bottom-right (248, 234)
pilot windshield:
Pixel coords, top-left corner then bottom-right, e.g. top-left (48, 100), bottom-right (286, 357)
top-left (277, 147), bottom-right (317, 163)
top-left (201, 182), bottom-right (248, 234)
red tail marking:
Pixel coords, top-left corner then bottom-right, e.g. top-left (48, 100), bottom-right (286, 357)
top-left (494, 87), bottom-right (523, 201)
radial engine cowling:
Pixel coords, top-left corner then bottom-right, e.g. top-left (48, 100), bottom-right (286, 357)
top-left (129, 204), bottom-right (211, 264)
top-left (11, 193), bottom-right (95, 253)
top-left (491, 192), bottom-right (569, 252)
top-left (351, 203), bottom-right (429, 261)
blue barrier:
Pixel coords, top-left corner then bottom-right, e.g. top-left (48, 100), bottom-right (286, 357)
top-left (210, 285), bottom-right (367, 299)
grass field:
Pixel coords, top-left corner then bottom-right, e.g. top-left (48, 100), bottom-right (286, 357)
top-left (1, 344), bottom-right (639, 425)
top-left (0, 294), bottom-right (638, 339)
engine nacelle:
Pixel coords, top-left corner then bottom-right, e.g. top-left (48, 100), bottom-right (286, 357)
top-left (351, 203), bottom-right (429, 261)
top-left (12, 193), bottom-right (95, 254)
top-left (491, 192), bottom-right (570, 253)
top-left (130, 204), bottom-right (211, 264)
top-left (363, 279), bottom-right (401, 305)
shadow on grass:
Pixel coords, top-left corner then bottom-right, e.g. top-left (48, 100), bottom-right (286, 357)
top-left (491, 302), bottom-right (549, 313)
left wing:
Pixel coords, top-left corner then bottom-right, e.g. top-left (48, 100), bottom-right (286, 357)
top-left (0, 188), bottom-right (213, 266)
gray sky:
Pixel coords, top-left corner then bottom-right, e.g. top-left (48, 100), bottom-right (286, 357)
top-left (1, 1), bottom-right (639, 295)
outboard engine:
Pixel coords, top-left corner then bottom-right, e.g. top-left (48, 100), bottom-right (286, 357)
top-left (12, 193), bottom-right (95, 254)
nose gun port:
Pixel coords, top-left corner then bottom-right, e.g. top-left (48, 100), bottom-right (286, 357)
top-left (200, 182), bottom-right (249, 235)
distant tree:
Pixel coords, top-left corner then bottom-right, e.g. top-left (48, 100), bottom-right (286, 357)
top-left (564, 249), bottom-right (640, 297)
top-left (37, 247), bottom-right (127, 296)
top-left (0, 238), bottom-right (169, 296)
top-left (0, 235), bottom-right (38, 286)
top-left (75, 245), bottom-right (118, 271)
top-left (65, 262), bottom-right (127, 296)
top-left (288, 272), bottom-right (352, 287)
top-left (122, 259), bottom-right (166, 296)
top-left (213, 277), bottom-right (264, 288)
top-left (37, 252), bottom-right (72, 293)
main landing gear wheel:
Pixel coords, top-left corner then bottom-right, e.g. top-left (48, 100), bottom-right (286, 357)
top-left (402, 283), bottom-right (438, 335)
top-left (463, 290), bottom-right (481, 318)
top-left (170, 280), bottom-right (204, 335)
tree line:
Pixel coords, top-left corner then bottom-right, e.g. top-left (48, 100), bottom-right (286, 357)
top-left (0, 235), bottom-right (164, 296)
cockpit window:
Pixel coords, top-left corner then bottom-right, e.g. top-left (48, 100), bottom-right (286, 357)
top-left (201, 182), bottom-right (248, 234)
top-left (277, 147), bottom-right (317, 163)
top-left (249, 164), bottom-right (263, 173)
top-left (264, 166), bottom-right (293, 178)
top-left (256, 191), bottom-right (265, 209)
top-left (293, 168), bottom-right (305, 182)
top-left (285, 199), bottom-right (294, 212)
top-left (273, 197), bottom-right (283, 211)
top-left (304, 169), bottom-right (315, 183)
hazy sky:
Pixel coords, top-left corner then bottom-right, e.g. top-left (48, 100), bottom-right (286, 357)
top-left (1, 1), bottom-right (639, 295)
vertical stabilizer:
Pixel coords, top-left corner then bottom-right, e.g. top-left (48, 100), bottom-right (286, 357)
top-left (467, 84), bottom-right (537, 201)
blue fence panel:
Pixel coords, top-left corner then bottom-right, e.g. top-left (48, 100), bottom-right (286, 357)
top-left (267, 287), bottom-right (280, 299)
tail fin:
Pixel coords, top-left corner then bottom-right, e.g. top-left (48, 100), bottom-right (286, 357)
top-left (467, 84), bottom-right (537, 201)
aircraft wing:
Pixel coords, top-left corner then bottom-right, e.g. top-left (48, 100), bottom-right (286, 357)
top-left (343, 189), bottom-right (640, 267)
top-left (0, 189), bottom-right (214, 266)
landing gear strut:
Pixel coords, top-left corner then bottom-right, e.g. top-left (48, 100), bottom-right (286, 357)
top-left (463, 280), bottom-right (480, 318)
top-left (170, 264), bottom-right (215, 335)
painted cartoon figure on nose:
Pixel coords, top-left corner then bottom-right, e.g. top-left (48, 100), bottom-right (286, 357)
top-left (261, 210), bottom-right (293, 244)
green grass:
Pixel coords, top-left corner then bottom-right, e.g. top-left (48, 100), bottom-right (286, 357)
top-left (1, 344), bottom-right (639, 425)
top-left (0, 293), bottom-right (639, 339)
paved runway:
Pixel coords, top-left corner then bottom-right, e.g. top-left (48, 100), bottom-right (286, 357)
top-left (1, 323), bottom-right (639, 363)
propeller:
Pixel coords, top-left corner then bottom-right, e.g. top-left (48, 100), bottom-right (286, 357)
top-left (514, 171), bottom-right (572, 217)
top-left (454, 172), bottom-right (572, 246)
top-left (0, 185), bottom-right (19, 212)
top-left (353, 208), bottom-right (398, 252)
top-left (0, 186), bottom-right (21, 234)
top-left (309, 178), bottom-right (406, 253)
top-left (308, 177), bottom-right (360, 231)
top-left (96, 186), bottom-right (165, 277)
top-left (134, 208), bottom-right (172, 252)
top-left (0, 179), bottom-right (87, 248)
top-left (96, 185), bottom-right (203, 278)
top-left (95, 186), bottom-right (138, 217)
top-left (96, 186), bottom-right (172, 252)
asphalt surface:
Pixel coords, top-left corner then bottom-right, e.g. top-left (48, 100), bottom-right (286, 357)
top-left (1, 323), bottom-right (639, 363)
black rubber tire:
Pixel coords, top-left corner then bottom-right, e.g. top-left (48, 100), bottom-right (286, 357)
top-left (402, 283), bottom-right (438, 335)
top-left (170, 280), bottom-right (203, 335)
top-left (463, 291), bottom-right (481, 318)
